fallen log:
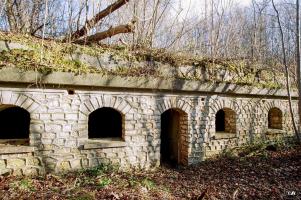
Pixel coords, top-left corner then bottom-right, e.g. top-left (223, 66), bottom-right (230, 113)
top-left (66, 0), bottom-right (129, 42)
top-left (74, 21), bottom-right (135, 44)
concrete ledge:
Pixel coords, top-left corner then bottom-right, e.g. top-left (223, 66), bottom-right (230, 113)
top-left (0, 145), bottom-right (36, 154)
top-left (0, 67), bottom-right (297, 97)
top-left (82, 139), bottom-right (126, 149)
top-left (213, 132), bottom-right (237, 140)
top-left (266, 129), bottom-right (286, 135)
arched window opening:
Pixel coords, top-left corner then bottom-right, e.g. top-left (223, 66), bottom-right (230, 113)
top-left (88, 107), bottom-right (123, 139)
top-left (0, 105), bottom-right (30, 145)
top-left (215, 108), bottom-right (236, 134)
top-left (268, 107), bottom-right (282, 129)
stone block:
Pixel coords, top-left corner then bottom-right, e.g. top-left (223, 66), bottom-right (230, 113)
top-left (65, 113), bottom-right (78, 121)
top-left (30, 124), bottom-right (44, 132)
top-left (57, 161), bottom-right (71, 171)
top-left (12, 169), bottom-right (23, 176)
top-left (0, 168), bottom-right (12, 176)
top-left (89, 158), bottom-right (99, 167)
top-left (70, 159), bottom-right (82, 169)
top-left (40, 114), bottom-right (51, 120)
top-left (0, 160), bottom-right (5, 169)
top-left (6, 158), bottom-right (26, 168)
top-left (23, 168), bottom-right (39, 176)
top-left (26, 157), bottom-right (41, 166)
top-left (52, 113), bottom-right (65, 120)
top-left (53, 138), bottom-right (65, 146)
top-left (65, 140), bottom-right (77, 148)
top-left (45, 124), bottom-right (62, 132)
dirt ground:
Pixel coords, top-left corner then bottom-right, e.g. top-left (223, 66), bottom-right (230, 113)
top-left (0, 145), bottom-right (300, 200)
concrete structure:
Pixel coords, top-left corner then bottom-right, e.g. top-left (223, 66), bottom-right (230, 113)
top-left (0, 67), bottom-right (298, 176)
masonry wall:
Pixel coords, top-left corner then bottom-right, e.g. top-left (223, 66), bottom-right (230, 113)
top-left (0, 87), bottom-right (298, 175)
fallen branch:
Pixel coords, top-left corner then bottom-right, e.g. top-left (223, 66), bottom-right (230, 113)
top-left (66, 0), bottom-right (129, 42)
top-left (74, 21), bottom-right (135, 44)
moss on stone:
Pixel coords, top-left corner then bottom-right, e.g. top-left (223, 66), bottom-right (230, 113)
top-left (0, 31), bottom-right (287, 89)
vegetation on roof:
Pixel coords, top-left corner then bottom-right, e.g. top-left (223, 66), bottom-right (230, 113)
top-left (0, 32), bottom-right (285, 89)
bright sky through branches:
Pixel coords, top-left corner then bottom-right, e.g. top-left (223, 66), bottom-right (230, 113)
top-left (176, 0), bottom-right (252, 19)
top-left (180, 0), bottom-right (252, 9)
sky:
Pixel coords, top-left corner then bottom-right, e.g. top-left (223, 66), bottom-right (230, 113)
top-left (176, 0), bottom-right (252, 19)
top-left (180, 0), bottom-right (252, 9)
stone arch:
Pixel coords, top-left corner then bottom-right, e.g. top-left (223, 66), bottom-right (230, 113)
top-left (209, 97), bottom-right (240, 115)
top-left (263, 101), bottom-right (285, 115)
top-left (0, 91), bottom-right (40, 113)
top-left (215, 107), bottom-right (237, 134)
top-left (88, 107), bottom-right (124, 140)
top-left (79, 96), bottom-right (130, 140)
top-left (0, 91), bottom-right (40, 146)
top-left (208, 98), bottom-right (240, 139)
top-left (80, 95), bottom-right (132, 117)
top-left (156, 98), bottom-right (193, 115)
top-left (262, 101), bottom-right (285, 129)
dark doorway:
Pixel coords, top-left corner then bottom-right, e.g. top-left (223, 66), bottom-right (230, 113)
top-left (161, 109), bottom-right (182, 166)
top-left (216, 109), bottom-right (225, 132)
top-left (88, 107), bottom-right (123, 139)
top-left (0, 106), bottom-right (30, 142)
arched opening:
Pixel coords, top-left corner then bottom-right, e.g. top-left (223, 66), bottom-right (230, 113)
top-left (88, 107), bottom-right (123, 139)
top-left (0, 105), bottom-right (30, 145)
top-left (215, 108), bottom-right (236, 138)
top-left (268, 107), bottom-right (282, 129)
top-left (215, 110), bottom-right (225, 132)
top-left (161, 108), bottom-right (188, 166)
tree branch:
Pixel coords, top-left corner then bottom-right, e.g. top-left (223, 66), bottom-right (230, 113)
top-left (74, 21), bottom-right (135, 44)
top-left (66, 0), bottom-right (129, 42)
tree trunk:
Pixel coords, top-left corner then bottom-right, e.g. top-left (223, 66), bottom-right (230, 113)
top-left (66, 0), bottom-right (129, 42)
top-left (296, 0), bottom-right (301, 143)
top-left (272, 0), bottom-right (300, 142)
top-left (74, 21), bottom-right (135, 44)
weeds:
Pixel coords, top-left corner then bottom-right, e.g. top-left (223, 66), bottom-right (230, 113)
top-left (97, 177), bottom-right (112, 188)
top-left (10, 179), bottom-right (36, 192)
top-left (141, 178), bottom-right (156, 190)
top-left (218, 136), bottom-right (298, 159)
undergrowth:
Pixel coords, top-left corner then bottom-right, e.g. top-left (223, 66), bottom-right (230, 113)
top-left (218, 136), bottom-right (298, 159)
top-left (0, 31), bottom-right (285, 89)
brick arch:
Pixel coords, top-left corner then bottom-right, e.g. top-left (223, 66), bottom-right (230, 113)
top-left (156, 97), bottom-right (193, 114)
top-left (80, 95), bottom-right (132, 116)
top-left (209, 98), bottom-right (240, 115)
top-left (262, 101), bottom-right (285, 130)
top-left (263, 101), bottom-right (285, 114)
top-left (0, 91), bottom-right (40, 113)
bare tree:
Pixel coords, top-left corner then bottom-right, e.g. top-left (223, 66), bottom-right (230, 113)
top-left (296, 0), bottom-right (301, 143)
top-left (66, 0), bottom-right (130, 42)
top-left (272, 0), bottom-right (300, 142)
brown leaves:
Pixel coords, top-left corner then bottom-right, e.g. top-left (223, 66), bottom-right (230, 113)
top-left (0, 146), bottom-right (301, 199)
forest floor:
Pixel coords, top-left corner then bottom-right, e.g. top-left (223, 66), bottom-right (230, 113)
top-left (0, 143), bottom-right (300, 200)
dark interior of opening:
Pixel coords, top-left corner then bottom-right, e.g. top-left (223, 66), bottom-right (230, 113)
top-left (268, 108), bottom-right (282, 129)
top-left (67, 89), bottom-right (75, 95)
top-left (215, 109), bottom-right (225, 132)
top-left (0, 106), bottom-right (30, 140)
top-left (161, 109), bottom-right (180, 166)
top-left (88, 107), bottom-right (122, 139)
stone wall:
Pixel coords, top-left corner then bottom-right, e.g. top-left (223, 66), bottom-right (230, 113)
top-left (0, 87), bottom-right (298, 175)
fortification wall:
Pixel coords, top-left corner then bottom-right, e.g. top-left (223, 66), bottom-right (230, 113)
top-left (0, 76), bottom-right (298, 175)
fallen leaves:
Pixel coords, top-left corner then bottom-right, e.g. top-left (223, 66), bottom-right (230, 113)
top-left (0, 146), bottom-right (300, 199)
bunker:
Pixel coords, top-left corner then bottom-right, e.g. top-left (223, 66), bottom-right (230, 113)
top-left (0, 34), bottom-right (298, 175)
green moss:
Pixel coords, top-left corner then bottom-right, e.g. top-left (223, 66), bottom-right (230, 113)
top-left (0, 31), bottom-right (287, 89)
